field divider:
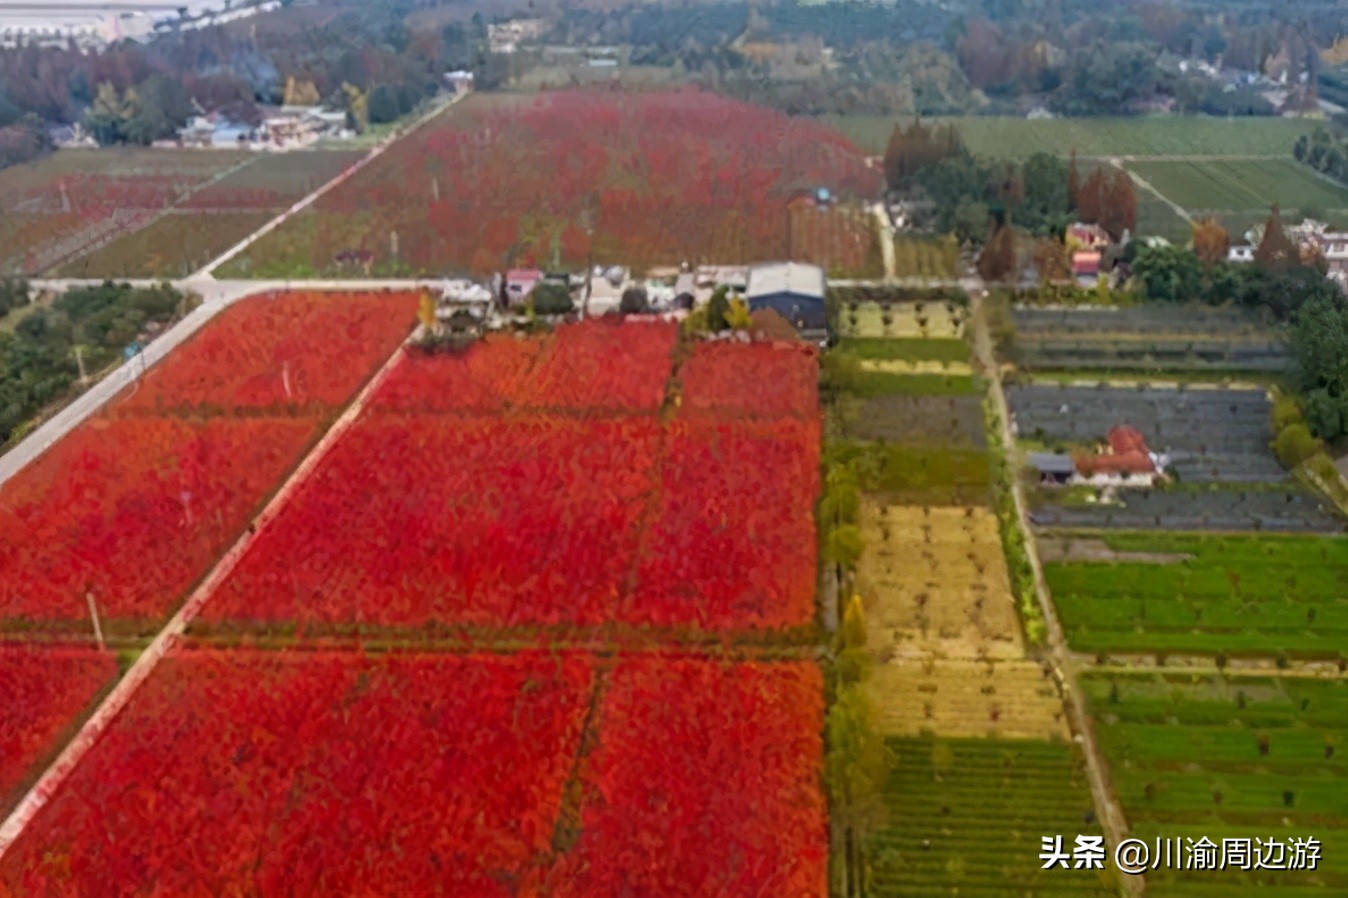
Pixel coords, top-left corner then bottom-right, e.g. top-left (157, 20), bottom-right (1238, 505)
top-left (970, 291), bottom-right (1145, 898)
top-left (195, 91), bottom-right (467, 278)
top-left (0, 335), bottom-right (412, 860)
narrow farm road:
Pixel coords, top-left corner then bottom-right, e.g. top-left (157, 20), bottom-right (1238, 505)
top-left (871, 202), bottom-right (897, 281)
top-left (969, 291), bottom-right (1146, 898)
top-left (1111, 157), bottom-right (1192, 227)
top-left (194, 90), bottom-right (468, 279)
top-left (0, 333), bottom-right (412, 861)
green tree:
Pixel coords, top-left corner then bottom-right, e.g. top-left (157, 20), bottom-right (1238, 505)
top-left (85, 82), bottom-right (133, 146)
top-left (1018, 152), bottom-right (1071, 237)
top-left (367, 84), bottom-right (401, 124)
top-left (706, 285), bottom-right (731, 332)
top-left (828, 686), bottom-right (895, 898)
top-left (529, 282), bottom-right (573, 316)
top-left (1292, 292), bottom-right (1348, 403)
top-left (619, 287), bottom-right (649, 314)
top-left (1131, 244), bottom-right (1202, 302)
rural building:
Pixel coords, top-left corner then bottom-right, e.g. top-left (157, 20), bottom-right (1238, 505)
top-left (1072, 251), bottom-right (1102, 284)
top-left (1322, 232), bottom-right (1348, 291)
top-left (504, 269), bottom-right (543, 304)
top-left (745, 262), bottom-right (827, 343)
top-left (1073, 426), bottom-right (1163, 487)
top-left (1029, 452), bottom-right (1076, 485)
top-left (1066, 223), bottom-right (1111, 251)
top-left (1228, 245), bottom-right (1255, 264)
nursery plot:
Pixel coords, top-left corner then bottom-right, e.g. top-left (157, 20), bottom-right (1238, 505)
top-left (544, 657), bottom-right (827, 897)
top-left (0, 649), bottom-right (595, 896)
top-left (1028, 486), bottom-right (1343, 534)
top-left (846, 393), bottom-right (985, 445)
top-left (1009, 385), bottom-right (1288, 484)
top-left (202, 415), bottom-right (667, 631)
top-left (0, 148), bottom-right (249, 275)
top-left (867, 735), bottom-right (1114, 897)
top-left (869, 659), bottom-right (1068, 740)
top-left (1082, 673), bottom-right (1348, 894)
top-left (0, 645), bottom-right (117, 813)
top-left (836, 300), bottom-right (967, 339)
top-left (1046, 531), bottom-right (1348, 657)
top-left (0, 415), bottom-right (321, 633)
top-left (225, 89), bottom-right (881, 277)
top-left (113, 290), bottom-right (419, 414)
top-left (57, 210), bottom-right (276, 279)
top-left (1011, 306), bottom-right (1288, 374)
top-left (678, 339), bottom-right (819, 421)
top-left (857, 502), bottom-right (1021, 660)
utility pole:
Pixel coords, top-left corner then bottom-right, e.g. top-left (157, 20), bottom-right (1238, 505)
top-left (74, 346), bottom-right (88, 386)
top-left (85, 591), bottom-right (105, 651)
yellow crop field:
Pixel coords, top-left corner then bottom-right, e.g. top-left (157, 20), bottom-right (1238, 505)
top-left (857, 501), bottom-right (1021, 661)
top-left (869, 659), bottom-right (1070, 740)
top-left (837, 302), bottom-right (966, 339)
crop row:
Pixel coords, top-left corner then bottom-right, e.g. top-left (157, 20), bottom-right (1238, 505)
top-left (0, 649), bottom-right (825, 897)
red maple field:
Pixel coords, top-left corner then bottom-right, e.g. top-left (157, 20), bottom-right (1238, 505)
top-left (1, 308), bottom-right (829, 896)
top-left (0, 645), bottom-right (116, 811)
top-left (0, 290), bottom-right (419, 634)
top-left (226, 89), bottom-right (883, 278)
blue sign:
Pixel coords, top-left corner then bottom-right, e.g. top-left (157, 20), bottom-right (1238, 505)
top-left (123, 342), bottom-right (142, 361)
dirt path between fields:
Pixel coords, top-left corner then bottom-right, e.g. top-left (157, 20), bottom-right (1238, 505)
top-left (0, 333), bottom-right (413, 860)
top-left (1109, 157), bottom-right (1192, 228)
top-left (971, 291), bottom-right (1147, 898)
top-left (872, 201), bottom-right (896, 281)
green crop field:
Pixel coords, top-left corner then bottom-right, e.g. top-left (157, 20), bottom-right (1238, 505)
top-left (1125, 159), bottom-right (1348, 231)
top-left (837, 337), bottom-right (970, 364)
top-left (1083, 673), bottom-right (1348, 895)
top-left (866, 736), bottom-right (1116, 897)
top-left (1044, 532), bottom-right (1348, 658)
top-left (816, 115), bottom-right (1321, 159)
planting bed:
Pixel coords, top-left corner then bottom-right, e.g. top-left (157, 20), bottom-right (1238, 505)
top-left (1011, 306), bottom-right (1288, 374)
top-left (836, 301), bottom-right (967, 340)
top-left (858, 502), bottom-right (1019, 660)
top-left (0, 645), bottom-right (117, 813)
top-left (1083, 673), bottom-right (1348, 894)
top-left (1028, 487), bottom-right (1343, 534)
top-left (224, 89), bottom-right (881, 277)
top-left (867, 735), bottom-right (1114, 897)
top-left (1046, 531), bottom-right (1348, 657)
top-left (868, 660), bottom-right (1067, 740)
top-left (846, 393), bottom-right (985, 445)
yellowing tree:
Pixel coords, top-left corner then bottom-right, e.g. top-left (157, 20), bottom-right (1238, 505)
top-left (725, 296), bottom-right (751, 329)
top-left (418, 290), bottom-right (437, 331)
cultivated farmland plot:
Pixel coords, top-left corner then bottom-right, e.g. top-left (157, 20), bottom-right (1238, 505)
top-left (869, 659), bottom-right (1068, 740)
top-left (1047, 532), bottom-right (1348, 657)
top-left (836, 301), bottom-right (967, 339)
top-left (0, 149), bottom-right (363, 277)
top-left (1029, 488), bottom-right (1344, 534)
top-left (866, 735), bottom-right (1114, 897)
top-left (1083, 673), bottom-right (1348, 894)
top-left (224, 89), bottom-right (883, 278)
top-left (818, 115), bottom-right (1322, 158)
top-left (0, 308), bottom-right (831, 894)
top-left (1009, 385), bottom-right (1289, 484)
top-left (1011, 307), bottom-right (1289, 374)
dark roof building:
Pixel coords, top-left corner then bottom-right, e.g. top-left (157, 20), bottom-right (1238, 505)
top-left (745, 262), bottom-right (827, 343)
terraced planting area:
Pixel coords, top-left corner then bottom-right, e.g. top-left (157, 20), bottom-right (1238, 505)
top-left (1045, 532), bottom-right (1348, 658)
top-left (1011, 306), bottom-right (1289, 375)
top-left (836, 299), bottom-right (968, 340)
top-left (1083, 673), bottom-right (1348, 895)
top-left (866, 736), bottom-right (1114, 897)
